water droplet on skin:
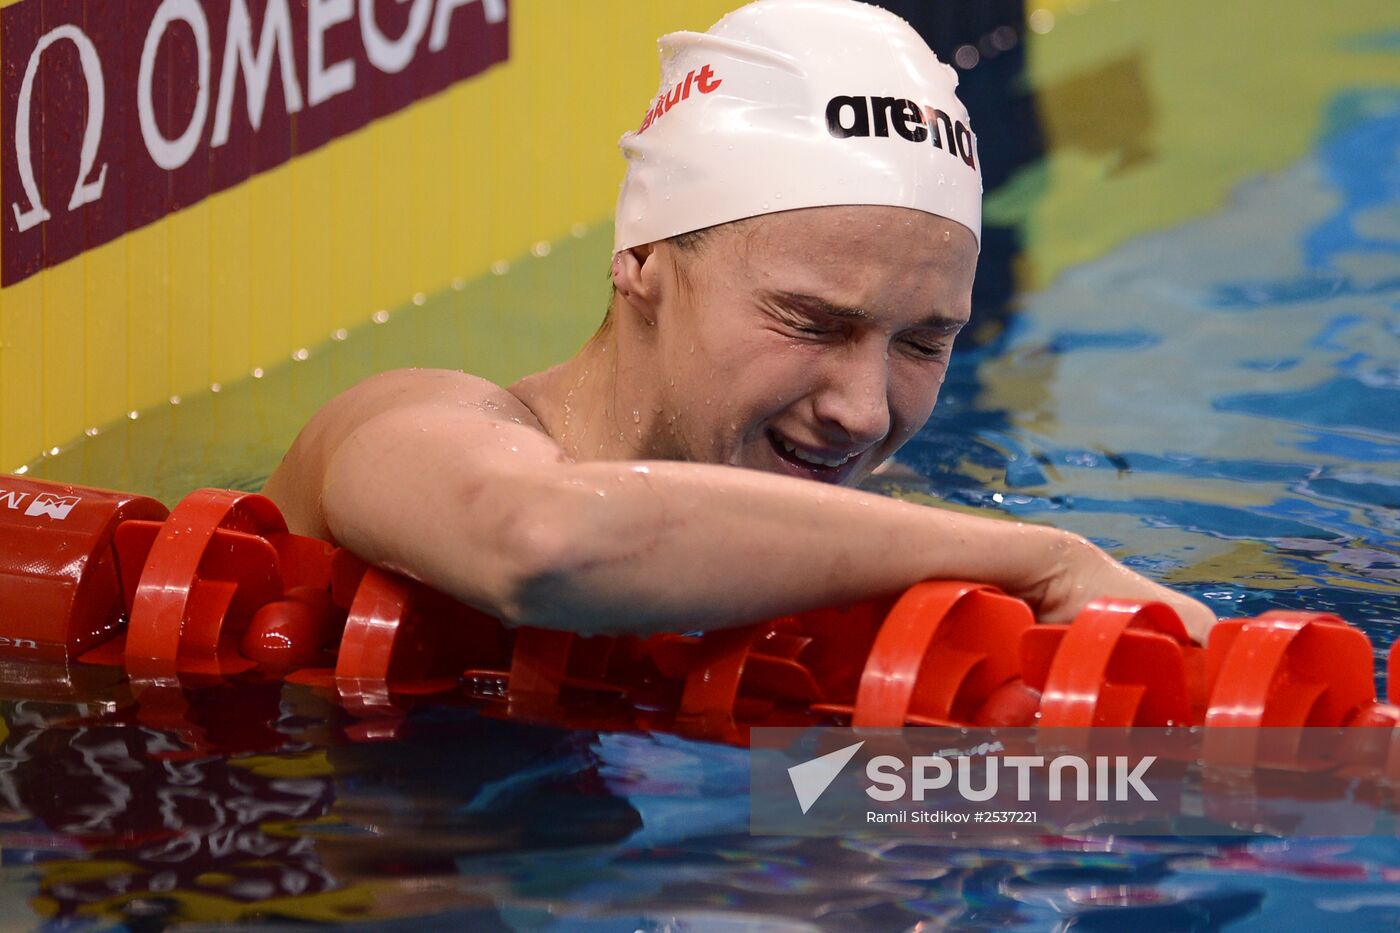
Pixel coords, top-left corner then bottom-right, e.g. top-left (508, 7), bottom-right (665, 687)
top-left (942, 230), bottom-right (951, 242)
top-left (632, 410), bottom-right (641, 423)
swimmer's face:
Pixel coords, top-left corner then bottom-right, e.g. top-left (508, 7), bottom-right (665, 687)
top-left (638, 205), bottom-right (976, 485)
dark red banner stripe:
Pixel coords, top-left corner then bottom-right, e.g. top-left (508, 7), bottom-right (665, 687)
top-left (1, 0), bottom-right (508, 285)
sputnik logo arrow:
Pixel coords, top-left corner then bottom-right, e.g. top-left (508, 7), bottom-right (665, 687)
top-left (788, 740), bottom-right (864, 814)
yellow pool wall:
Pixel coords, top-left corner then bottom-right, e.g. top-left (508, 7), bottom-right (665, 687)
top-left (0, 1), bottom-right (739, 472)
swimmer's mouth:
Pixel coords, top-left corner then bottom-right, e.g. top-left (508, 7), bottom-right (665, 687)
top-left (766, 429), bottom-right (863, 484)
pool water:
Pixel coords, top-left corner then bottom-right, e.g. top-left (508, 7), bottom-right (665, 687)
top-left (7, 2), bottom-right (1400, 931)
top-left (904, 88), bottom-right (1400, 660)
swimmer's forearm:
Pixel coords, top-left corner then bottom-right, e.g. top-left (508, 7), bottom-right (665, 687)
top-left (485, 460), bottom-right (1062, 634)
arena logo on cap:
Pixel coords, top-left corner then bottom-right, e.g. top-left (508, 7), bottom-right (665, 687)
top-left (824, 95), bottom-right (977, 171)
top-left (637, 64), bottom-right (721, 134)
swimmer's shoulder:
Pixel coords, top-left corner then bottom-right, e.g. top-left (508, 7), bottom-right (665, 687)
top-left (347, 367), bottom-right (541, 419)
top-left (263, 368), bottom-right (547, 536)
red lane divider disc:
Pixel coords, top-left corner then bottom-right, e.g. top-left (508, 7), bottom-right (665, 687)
top-left (507, 627), bottom-right (575, 709)
top-left (675, 625), bottom-right (766, 741)
top-left (113, 520), bottom-right (163, 610)
top-left (0, 478), bottom-right (168, 663)
top-left (266, 533), bottom-right (337, 592)
top-left (645, 618), bottom-right (830, 741)
top-left (973, 679), bottom-right (1043, 727)
top-left (241, 587), bottom-right (345, 673)
top-left (335, 567), bottom-right (506, 713)
top-left (125, 490), bottom-right (287, 679)
top-left (1203, 613), bottom-right (1377, 769)
top-left (1390, 640), bottom-right (1400, 706)
top-left (330, 549), bottom-right (370, 609)
top-left (789, 596), bottom-right (897, 705)
top-left (336, 569), bottom-right (426, 713)
top-left (851, 581), bottom-right (1034, 727)
top-left (335, 568), bottom-right (413, 687)
top-left (10, 476), bottom-right (1400, 754)
top-left (1205, 613), bottom-right (1374, 728)
top-left (1026, 599), bottom-right (1192, 728)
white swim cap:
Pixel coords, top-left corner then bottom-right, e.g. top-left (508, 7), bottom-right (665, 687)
top-left (614, 0), bottom-right (982, 254)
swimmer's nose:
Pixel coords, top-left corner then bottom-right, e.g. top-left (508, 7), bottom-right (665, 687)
top-left (811, 346), bottom-right (892, 446)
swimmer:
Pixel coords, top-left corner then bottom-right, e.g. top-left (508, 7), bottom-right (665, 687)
top-left (263, 0), bottom-right (1215, 641)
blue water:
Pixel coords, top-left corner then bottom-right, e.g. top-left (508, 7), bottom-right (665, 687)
top-left (1, 83), bottom-right (1398, 933)
top-left (907, 94), bottom-right (1400, 647)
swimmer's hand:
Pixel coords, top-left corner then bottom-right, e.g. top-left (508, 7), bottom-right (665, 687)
top-left (1015, 530), bottom-right (1216, 644)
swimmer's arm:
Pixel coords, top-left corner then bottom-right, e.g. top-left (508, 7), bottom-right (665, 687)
top-left (266, 370), bottom-right (1213, 641)
top-left (446, 460), bottom-right (1212, 641)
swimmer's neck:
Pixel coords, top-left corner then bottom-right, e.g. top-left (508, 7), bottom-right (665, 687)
top-left (509, 323), bottom-right (682, 464)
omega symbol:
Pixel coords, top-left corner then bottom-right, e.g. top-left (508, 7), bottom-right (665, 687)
top-left (10, 24), bottom-right (109, 232)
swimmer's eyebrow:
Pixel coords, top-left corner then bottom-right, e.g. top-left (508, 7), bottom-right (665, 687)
top-left (762, 290), bottom-right (966, 334)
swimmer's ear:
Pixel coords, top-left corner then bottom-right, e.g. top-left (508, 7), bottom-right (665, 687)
top-left (611, 244), bottom-right (662, 322)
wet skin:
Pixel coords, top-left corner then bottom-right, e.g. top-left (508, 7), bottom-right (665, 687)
top-left (510, 205), bottom-right (977, 487)
top-left (264, 204), bottom-right (1215, 640)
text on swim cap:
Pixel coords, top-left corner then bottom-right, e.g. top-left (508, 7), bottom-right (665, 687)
top-left (824, 96), bottom-right (976, 171)
top-left (638, 65), bottom-right (722, 134)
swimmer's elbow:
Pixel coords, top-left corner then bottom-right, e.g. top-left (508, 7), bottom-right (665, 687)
top-left (326, 461), bottom-right (645, 632)
top-left (483, 473), bottom-right (637, 632)
top-left (487, 509), bottom-right (596, 631)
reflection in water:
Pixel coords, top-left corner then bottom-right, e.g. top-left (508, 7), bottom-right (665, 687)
top-left (10, 679), bottom-right (1400, 929)
top-left (0, 690), bottom-right (338, 924)
top-left (1035, 52), bottom-right (1156, 176)
top-left (0, 688), bottom-right (1278, 931)
top-left (0, 687), bottom-right (647, 927)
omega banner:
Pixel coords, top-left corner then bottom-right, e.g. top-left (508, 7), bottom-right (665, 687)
top-left (1, 0), bottom-right (508, 285)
